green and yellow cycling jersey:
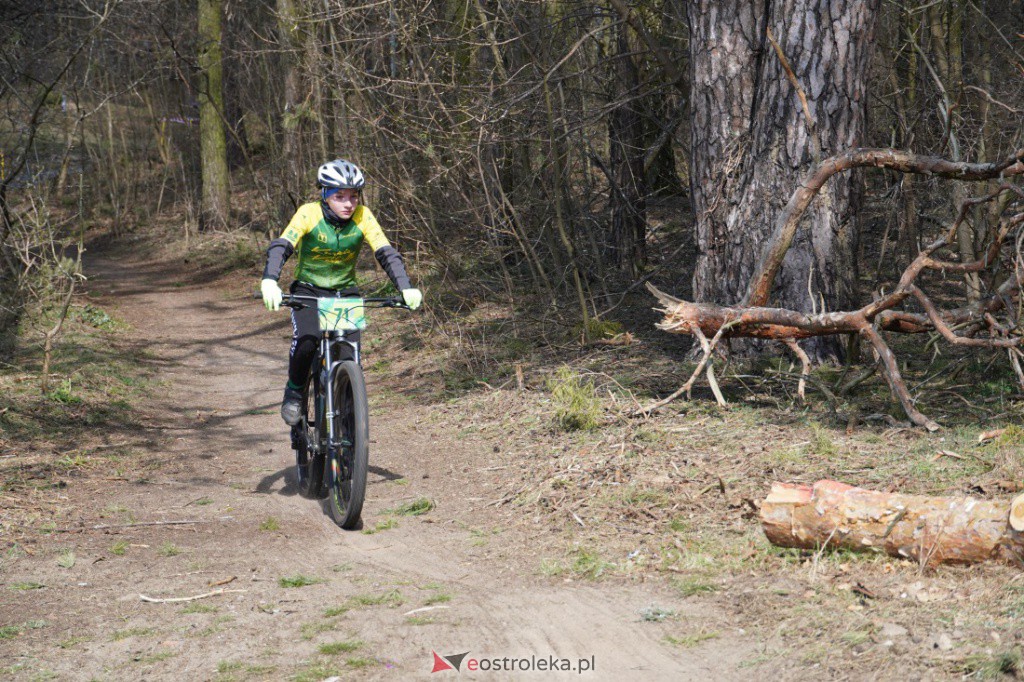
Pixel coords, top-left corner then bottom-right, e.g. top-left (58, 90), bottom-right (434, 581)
top-left (263, 203), bottom-right (411, 292)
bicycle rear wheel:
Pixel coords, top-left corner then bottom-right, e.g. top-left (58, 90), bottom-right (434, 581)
top-left (295, 374), bottom-right (324, 499)
top-left (325, 360), bottom-right (369, 529)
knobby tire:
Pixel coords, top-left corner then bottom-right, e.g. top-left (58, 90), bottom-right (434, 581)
top-left (325, 360), bottom-right (369, 529)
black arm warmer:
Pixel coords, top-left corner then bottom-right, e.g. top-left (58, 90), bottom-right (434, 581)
top-left (374, 245), bottom-right (412, 291)
top-left (262, 238), bottom-right (294, 281)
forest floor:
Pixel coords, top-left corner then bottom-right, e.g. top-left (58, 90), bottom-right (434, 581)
top-left (2, 225), bottom-right (1024, 681)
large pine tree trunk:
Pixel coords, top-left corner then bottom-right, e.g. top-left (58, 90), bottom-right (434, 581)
top-left (197, 0), bottom-right (230, 230)
top-left (688, 0), bottom-right (767, 305)
top-left (688, 0), bottom-right (879, 358)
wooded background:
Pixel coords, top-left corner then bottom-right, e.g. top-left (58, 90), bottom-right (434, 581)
top-left (2, 0), bottom-right (1023, 367)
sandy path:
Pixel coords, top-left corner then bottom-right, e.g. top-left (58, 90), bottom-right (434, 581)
top-left (1, 252), bottom-right (752, 680)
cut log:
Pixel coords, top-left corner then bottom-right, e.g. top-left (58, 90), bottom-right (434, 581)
top-left (761, 480), bottom-right (1024, 567)
top-left (1011, 494), bottom-right (1024, 533)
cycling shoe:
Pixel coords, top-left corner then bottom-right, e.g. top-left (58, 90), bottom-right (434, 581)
top-left (281, 387), bottom-right (303, 426)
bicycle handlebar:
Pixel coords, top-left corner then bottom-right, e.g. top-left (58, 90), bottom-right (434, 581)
top-left (252, 292), bottom-right (410, 310)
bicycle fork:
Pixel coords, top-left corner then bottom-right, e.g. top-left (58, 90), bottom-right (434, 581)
top-left (319, 332), bottom-right (359, 486)
top-left (319, 335), bottom-right (337, 489)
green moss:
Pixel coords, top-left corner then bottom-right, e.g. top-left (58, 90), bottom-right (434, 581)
top-left (111, 627), bottom-right (154, 641)
top-left (157, 542), bottom-right (180, 557)
top-left (291, 663), bottom-right (342, 682)
top-left (8, 581), bottom-right (45, 591)
top-left (345, 657), bottom-right (375, 669)
top-left (579, 317), bottom-right (623, 340)
top-left (665, 630), bottom-right (719, 648)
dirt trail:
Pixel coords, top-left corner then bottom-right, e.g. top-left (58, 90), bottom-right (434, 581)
top-left (2, 252), bottom-right (754, 680)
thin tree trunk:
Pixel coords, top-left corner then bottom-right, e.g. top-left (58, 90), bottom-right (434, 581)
top-left (544, 79), bottom-right (591, 339)
top-left (607, 20), bottom-right (647, 279)
top-left (222, 13), bottom-right (248, 171)
top-left (894, 5), bottom-right (920, 268)
top-left (277, 0), bottom-right (303, 213)
top-left (198, 0), bottom-right (230, 230)
top-left (928, 0), bottom-right (979, 300)
top-left (974, 1), bottom-right (996, 264)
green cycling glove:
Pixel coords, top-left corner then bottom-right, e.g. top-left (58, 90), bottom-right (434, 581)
top-left (402, 288), bottom-right (423, 310)
top-left (261, 279), bottom-right (283, 311)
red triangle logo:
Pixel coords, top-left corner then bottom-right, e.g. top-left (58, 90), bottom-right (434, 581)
top-left (431, 651), bottom-right (455, 673)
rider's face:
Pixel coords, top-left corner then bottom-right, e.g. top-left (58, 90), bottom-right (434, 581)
top-left (326, 189), bottom-right (359, 220)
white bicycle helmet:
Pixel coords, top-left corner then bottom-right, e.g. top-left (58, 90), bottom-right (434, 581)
top-left (317, 159), bottom-right (365, 190)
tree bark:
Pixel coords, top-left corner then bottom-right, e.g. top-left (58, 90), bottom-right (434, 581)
top-left (687, 0), bottom-right (765, 304)
top-left (198, 0), bottom-right (230, 230)
top-left (688, 0), bottom-right (880, 359)
top-left (761, 480), bottom-right (1024, 567)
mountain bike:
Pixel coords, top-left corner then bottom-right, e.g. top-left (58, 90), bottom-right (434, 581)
top-left (262, 293), bottom-right (408, 529)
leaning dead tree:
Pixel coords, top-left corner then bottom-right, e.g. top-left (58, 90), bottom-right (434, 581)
top-left (647, 148), bottom-right (1024, 430)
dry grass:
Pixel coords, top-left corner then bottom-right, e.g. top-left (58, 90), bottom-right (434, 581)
top-left (0, 302), bottom-right (158, 546)
top-left (388, 313), bottom-right (1024, 679)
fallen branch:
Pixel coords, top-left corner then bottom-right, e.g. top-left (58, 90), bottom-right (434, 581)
top-left (782, 339), bottom-right (810, 400)
top-left (746, 149), bottom-right (1024, 308)
top-left (761, 480), bottom-right (1024, 567)
top-left (208, 576), bottom-right (237, 587)
top-left (979, 427), bottom-right (1008, 443)
top-left (140, 588), bottom-right (246, 604)
top-left (633, 323), bottom-right (732, 415)
top-left (54, 518), bottom-right (231, 533)
top-left (648, 172), bottom-right (1024, 428)
top-left (403, 605), bottom-right (450, 617)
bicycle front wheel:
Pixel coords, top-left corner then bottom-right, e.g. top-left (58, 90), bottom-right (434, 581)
top-left (325, 360), bottom-right (369, 529)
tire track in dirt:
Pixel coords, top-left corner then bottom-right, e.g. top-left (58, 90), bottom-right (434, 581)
top-left (2, 252), bottom-right (753, 680)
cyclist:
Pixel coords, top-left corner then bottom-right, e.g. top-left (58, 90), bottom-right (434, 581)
top-left (260, 159), bottom-right (422, 425)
